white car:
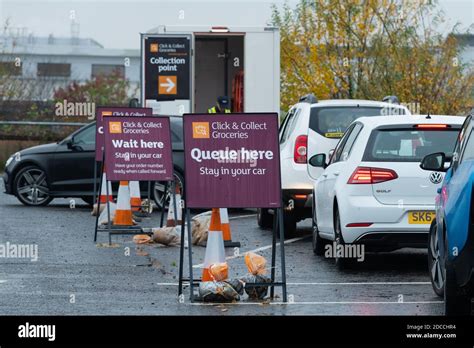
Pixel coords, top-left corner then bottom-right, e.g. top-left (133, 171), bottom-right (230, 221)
top-left (309, 115), bottom-right (465, 269)
top-left (257, 95), bottom-right (411, 237)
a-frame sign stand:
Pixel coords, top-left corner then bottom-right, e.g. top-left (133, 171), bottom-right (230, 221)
top-left (93, 152), bottom-right (178, 245)
top-left (177, 205), bottom-right (287, 303)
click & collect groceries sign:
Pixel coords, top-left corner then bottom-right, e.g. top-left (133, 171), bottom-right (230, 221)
top-left (184, 113), bottom-right (282, 208)
top-left (95, 107), bottom-right (152, 161)
top-left (144, 36), bottom-right (191, 101)
top-left (104, 116), bottom-right (173, 181)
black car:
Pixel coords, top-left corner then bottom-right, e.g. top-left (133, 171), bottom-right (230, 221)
top-left (2, 116), bottom-right (184, 207)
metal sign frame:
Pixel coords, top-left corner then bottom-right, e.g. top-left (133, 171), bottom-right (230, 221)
top-left (93, 115), bottom-right (177, 244)
top-left (177, 112), bottom-right (287, 303)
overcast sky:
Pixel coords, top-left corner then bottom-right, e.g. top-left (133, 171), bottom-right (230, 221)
top-left (0, 0), bottom-right (472, 49)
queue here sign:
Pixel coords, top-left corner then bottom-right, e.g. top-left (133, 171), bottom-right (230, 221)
top-left (183, 113), bottom-right (282, 209)
top-left (104, 116), bottom-right (174, 181)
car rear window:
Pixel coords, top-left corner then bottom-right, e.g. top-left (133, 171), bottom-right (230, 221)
top-left (461, 129), bottom-right (474, 161)
top-left (363, 128), bottom-right (459, 162)
top-left (309, 106), bottom-right (405, 139)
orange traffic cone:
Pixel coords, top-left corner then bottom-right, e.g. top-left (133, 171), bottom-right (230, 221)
top-left (166, 183), bottom-right (182, 227)
top-left (220, 208), bottom-right (240, 248)
top-left (97, 166), bottom-right (113, 204)
top-left (202, 208), bottom-right (227, 281)
top-left (129, 181), bottom-right (141, 212)
top-left (113, 181), bottom-right (134, 226)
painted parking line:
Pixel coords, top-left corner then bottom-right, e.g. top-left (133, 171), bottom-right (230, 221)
top-left (229, 213), bottom-right (256, 220)
top-left (156, 281), bottom-right (431, 286)
top-left (287, 281), bottom-right (431, 285)
top-left (186, 300), bottom-right (443, 306)
top-left (192, 235), bottom-right (309, 268)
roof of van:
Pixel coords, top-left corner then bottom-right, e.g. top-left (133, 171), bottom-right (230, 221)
top-left (309, 99), bottom-right (407, 107)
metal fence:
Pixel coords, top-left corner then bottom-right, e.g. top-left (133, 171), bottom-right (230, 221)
top-left (0, 121), bottom-right (88, 169)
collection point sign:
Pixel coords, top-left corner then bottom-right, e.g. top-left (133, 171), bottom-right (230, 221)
top-left (183, 113), bottom-right (282, 209)
top-left (143, 35), bottom-right (191, 101)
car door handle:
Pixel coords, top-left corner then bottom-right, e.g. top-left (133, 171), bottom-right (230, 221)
top-left (322, 174), bottom-right (328, 178)
top-left (333, 172), bottom-right (340, 176)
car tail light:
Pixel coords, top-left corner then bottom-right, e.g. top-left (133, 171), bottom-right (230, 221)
top-left (415, 124), bottom-right (449, 129)
top-left (346, 222), bottom-right (373, 227)
top-left (441, 186), bottom-right (448, 203)
top-left (348, 167), bottom-right (398, 184)
top-left (293, 194), bottom-right (307, 200)
top-left (294, 135), bottom-right (307, 163)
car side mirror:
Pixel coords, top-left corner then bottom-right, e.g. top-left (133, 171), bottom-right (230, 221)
top-left (128, 98), bottom-right (139, 108)
top-left (309, 153), bottom-right (327, 168)
top-left (420, 152), bottom-right (447, 172)
top-left (66, 139), bottom-right (74, 150)
top-left (66, 137), bottom-right (82, 151)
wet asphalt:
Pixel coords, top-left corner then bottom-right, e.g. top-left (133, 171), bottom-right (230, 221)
top-left (0, 188), bottom-right (444, 315)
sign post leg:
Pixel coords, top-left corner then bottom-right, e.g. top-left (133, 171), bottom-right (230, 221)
top-left (270, 209), bottom-right (277, 299)
top-left (147, 180), bottom-right (151, 215)
top-left (160, 182), bottom-right (168, 228)
top-left (93, 161), bottom-right (104, 242)
top-left (93, 161), bottom-right (98, 207)
top-left (171, 181), bottom-right (178, 226)
top-left (186, 208), bottom-right (194, 302)
top-left (105, 178), bottom-right (112, 245)
top-left (178, 205), bottom-right (186, 296)
top-left (278, 208), bottom-right (287, 302)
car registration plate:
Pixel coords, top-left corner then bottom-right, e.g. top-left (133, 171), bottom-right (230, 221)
top-left (408, 211), bottom-right (436, 224)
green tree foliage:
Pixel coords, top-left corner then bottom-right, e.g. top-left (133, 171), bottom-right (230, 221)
top-left (273, 0), bottom-right (474, 115)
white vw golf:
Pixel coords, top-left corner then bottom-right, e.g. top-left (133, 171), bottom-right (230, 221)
top-left (309, 115), bottom-right (465, 269)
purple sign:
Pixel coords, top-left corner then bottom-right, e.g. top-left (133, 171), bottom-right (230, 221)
top-left (104, 116), bottom-right (173, 181)
top-left (183, 113), bottom-right (282, 208)
top-left (95, 107), bottom-right (153, 161)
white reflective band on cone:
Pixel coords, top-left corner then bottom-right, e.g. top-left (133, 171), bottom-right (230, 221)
top-left (129, 181), bottom-right (141, 199)
top-left (219, 208), bottom-right (229, 223)
top-left (203, 231), bottom-right (226, 268)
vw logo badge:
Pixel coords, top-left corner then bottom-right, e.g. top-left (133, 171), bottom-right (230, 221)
top-left (429, 172), bottom-right (443, 184)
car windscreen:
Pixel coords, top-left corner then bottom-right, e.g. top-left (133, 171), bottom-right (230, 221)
top-left (309, 106), bottom-right (405, 139)
top-left (363, 128), bottom-right (459, 162)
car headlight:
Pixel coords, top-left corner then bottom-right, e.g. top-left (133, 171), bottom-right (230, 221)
top-left (5, 152), bottom-right (19, 168)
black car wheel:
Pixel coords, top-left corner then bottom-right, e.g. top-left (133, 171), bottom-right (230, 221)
top-left (257, 208), bottom-right (273, 229)
top-left (81, 196), bottom-right (95, 206)
top-left (14, 166), bottom-right (53, 206)
top-left (153, 172), bottom-right (184, 209)
top-left (444, 261), bottom-right (471, 316)
top-left (428, 221), bottom-right (444, 297)
top-left (282, 211), bottom-right (297, 238)
top-left (334, 207), bottom-right (349, 270)
top-left (312, 208), bottom-right (325, 256)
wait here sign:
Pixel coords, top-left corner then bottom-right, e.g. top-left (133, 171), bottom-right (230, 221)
top-left (183, 113), bottom-right (282, 209)
top-left (104, 116), bottom-right (173, 181)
